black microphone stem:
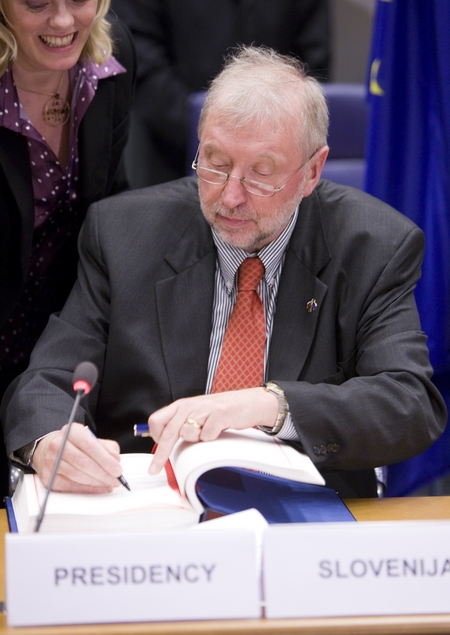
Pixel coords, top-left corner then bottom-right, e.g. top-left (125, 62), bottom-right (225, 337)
top-left (34, 389), bottom-right (84, 533)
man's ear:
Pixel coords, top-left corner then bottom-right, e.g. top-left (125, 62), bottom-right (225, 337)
top-left (303, 146), bottom-right (329, 197)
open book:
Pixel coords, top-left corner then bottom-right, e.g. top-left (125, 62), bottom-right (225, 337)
top-left (10, 428), bottom-right (325, 534)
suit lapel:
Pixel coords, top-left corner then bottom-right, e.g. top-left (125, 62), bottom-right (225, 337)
top-left (155, 213), bottom-right (216, 400)
top-left (268, 189), bottom-right (331, 379)
top-left (78, 80), bottom-right (113, 203)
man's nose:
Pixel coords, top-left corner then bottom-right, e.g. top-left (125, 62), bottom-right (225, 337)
top-left (220, 174), bottom-right (249, 208)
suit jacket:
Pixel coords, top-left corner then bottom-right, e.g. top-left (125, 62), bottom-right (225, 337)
top-left (0, 15), bottom-right (136, 335)
top-left (1, 178), bottom-right (447, 497)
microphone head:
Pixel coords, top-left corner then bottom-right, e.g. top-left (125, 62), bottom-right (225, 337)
top-left (72, 361), bottom-right (98, 395)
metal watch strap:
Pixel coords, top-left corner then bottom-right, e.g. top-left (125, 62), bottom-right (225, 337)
top-left (258, 382), bottom-right (288, 435)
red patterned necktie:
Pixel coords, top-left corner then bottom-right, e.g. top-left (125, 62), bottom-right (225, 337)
top-left (211, 257), bottom-right (266, 393)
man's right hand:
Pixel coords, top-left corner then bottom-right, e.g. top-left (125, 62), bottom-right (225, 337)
top-left (32, 422), bottom-right (123, 494)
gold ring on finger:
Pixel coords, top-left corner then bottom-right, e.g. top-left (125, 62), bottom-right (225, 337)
top-left (185, 418), bottom-right (202, 429)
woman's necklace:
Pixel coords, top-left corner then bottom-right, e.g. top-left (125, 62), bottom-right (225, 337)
top-left (16, 71), bottom-right (70, 127)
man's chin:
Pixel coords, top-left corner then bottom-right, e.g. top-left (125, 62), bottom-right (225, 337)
top-left (214, 226), bottom-right (263, 252)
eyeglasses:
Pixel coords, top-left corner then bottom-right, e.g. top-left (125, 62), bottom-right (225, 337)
top-left (191, 147), bottom-right (320, 197)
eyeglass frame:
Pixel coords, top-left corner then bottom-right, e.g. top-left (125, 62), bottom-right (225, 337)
top-left (191, 146), bottom-right (321, 197)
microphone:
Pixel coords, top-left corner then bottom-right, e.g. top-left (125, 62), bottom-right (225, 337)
top-left (72, 361), bottom-right (98, 396)
top-left (34, 362), bottom-right (99, 532)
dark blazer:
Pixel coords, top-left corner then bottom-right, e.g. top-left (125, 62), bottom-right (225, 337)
top-left (0, 16), bottom-right (136, 336)
top-left (1, 178), bottom-right (447, 498)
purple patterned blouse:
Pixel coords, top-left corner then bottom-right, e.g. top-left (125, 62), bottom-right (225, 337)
top-left (0, 56), bottom-right (125, 371)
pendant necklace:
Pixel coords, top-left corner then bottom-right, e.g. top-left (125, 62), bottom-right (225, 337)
top-left (16, 71), bottom-right (70, 127)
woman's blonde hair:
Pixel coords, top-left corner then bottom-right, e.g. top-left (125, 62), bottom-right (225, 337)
top-left (0, 0), bottom-right (113, 76)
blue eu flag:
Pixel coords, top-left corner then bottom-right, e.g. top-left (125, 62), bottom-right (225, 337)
top-left (365, 0), bottom-right (450, 495)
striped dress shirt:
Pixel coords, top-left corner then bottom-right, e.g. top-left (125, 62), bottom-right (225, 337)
top-left (206, 208), bottom-right (300, 441)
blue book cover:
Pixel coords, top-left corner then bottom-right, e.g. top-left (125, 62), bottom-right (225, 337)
top-left (196, 467), bottom-right (355, 523)
top-left (4, 497), bottom-right (18, 533)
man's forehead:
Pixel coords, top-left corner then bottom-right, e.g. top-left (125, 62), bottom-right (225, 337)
top-left (202, 110), bottom-right (290, 137)
top-left (199, 116), bottom-right (299, 162)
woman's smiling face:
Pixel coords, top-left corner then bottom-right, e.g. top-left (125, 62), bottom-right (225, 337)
top-left (2, 0), bottom-right (98, 73)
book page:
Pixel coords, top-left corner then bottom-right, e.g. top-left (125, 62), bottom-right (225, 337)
top-left (13, 454), bottom-right (196, 533)
top-left (170, 428), bottom-right (325, 514)
top-left (32, 454), bottom-right (190, 516)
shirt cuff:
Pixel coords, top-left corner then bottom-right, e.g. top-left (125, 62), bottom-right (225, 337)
top-left (10, 440), bottom-right (38, 468)
top-left (273, 412), bottom-right (299, 440)
top-left (10, 433), bottom-right (51, 469)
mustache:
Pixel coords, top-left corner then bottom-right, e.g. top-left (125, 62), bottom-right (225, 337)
top-left (210, 202), bottom-right (256, 221)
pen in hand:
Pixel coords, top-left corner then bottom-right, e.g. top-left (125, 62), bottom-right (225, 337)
top-left (117, 473), bottom-right (131, 491)
top-left (134, 423), bottom-right (151, 437)
top-left (117, 475), bottom-right (131, 491)
top-left (85, 426), bottom-right (131, 491)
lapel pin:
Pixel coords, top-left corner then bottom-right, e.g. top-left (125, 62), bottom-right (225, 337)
top-left (306, 298), bottom-right (317, 313)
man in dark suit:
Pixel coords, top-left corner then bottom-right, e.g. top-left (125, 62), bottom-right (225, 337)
top-left (1, 46), bottom-right (446, 499)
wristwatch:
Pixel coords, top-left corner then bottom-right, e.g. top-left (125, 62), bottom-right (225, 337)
top-left (258, 382), bottom-right (288, 436)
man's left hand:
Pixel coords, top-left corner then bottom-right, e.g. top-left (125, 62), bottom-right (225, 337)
top-left (147, 387), bottom-right (278, 474)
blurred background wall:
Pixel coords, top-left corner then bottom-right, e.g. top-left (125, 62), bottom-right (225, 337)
top-left (330, 0), bottom-right (375, 83)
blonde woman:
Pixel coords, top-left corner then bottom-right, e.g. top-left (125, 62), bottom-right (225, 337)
top-left (0, 0), bottom-right (135, 498)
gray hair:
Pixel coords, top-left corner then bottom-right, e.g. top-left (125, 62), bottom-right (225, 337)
top-left (198, 46), bottom-right (329, 159)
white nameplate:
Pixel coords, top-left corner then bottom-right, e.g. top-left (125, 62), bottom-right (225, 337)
top-left (264, 520), bottom-right (450, 618)
top-left (6, 528), bottom-right (260, 627)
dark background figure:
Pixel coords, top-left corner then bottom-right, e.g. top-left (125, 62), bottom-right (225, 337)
top-left (111, 0), bottom-right (331, 187)
top-left (0, 0), bottom-right (136, 501)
